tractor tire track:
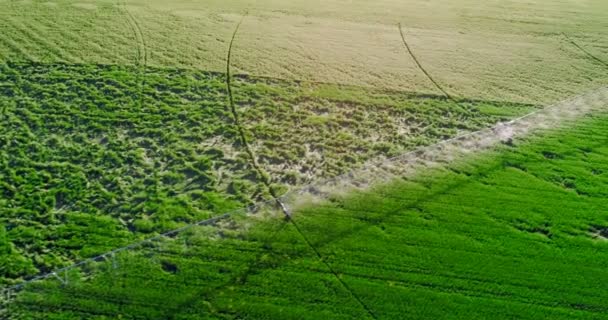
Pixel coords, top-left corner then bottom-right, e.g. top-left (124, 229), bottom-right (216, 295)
top-left (225, 14), bottom-right (276, 199)
top-left (121, 0), bottom-right (147, 66)
top-left (562, 32), bottom-right (608, 69)
top-left (225, 16), bottom-right (377, 319)
top-left (398, 23), bottom-right (453, 100)
top-left (121, 0), bottom-right (147, 109)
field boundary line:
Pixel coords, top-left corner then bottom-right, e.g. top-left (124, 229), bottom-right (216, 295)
top-left (562, 33), bottom-right (608, 68)
top-left (2, 207), bottom-right (260, 292)
top-left (398, 23), bottom-right (453, 99)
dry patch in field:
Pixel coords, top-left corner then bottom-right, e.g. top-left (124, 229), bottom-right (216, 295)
top-left (286, 86), bottom-right (608, 209)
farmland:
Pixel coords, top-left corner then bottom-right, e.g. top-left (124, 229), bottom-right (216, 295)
top-left (1, 1), bottom-right (607, 103)
top-left (7, 109), bottom-right (608, 319)
top-left (1, 0), bottom-right (608, 318)
top-left (0, 61), bottom-right (536, 282)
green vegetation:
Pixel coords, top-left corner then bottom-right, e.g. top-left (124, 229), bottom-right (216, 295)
top-left (0, 61), bottom-right (533, 284)
top-left (8, 112), bottom-right (608, 319)
top-left (1, 0), bottom-right (607, 318)
top-left (0, 61), bottom-right (247, 282)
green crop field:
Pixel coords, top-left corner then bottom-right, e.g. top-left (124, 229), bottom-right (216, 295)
top-left (7, 109), bottom-right (608, 320)
top-left (1, 0), bottom-right (608, 319)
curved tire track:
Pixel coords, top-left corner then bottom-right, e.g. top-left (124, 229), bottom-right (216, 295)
top-left (398, 23), bottom-right (453, 100)
top-left (225, 15), bottom-right (378, 320)
top-left (121, 0), bottom-right (148, 108)
top-left (225, 14), bottom-right (277, 200)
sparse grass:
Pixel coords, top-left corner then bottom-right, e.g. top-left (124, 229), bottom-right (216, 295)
top-left (234, 77), bottom-right (538, 182)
